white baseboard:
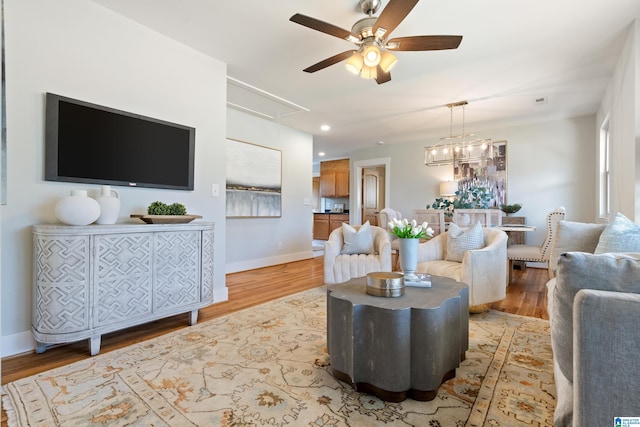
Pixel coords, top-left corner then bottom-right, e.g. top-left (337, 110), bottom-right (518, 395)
top-left (2, 330), bottom-right (36, 358)
top-left (213, 286), bottom-right (229, 303)
top-left (527, 262), bottom-right (547, 269)
top-left (3, 289), bottom-right (231, 358)
top-left (225, 250), bottom-right (314, 274)
top-left (1, 255), bottom-right (311, 358)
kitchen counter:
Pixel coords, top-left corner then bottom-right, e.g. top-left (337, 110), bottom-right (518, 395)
top-left (314, 211), bottom-right (350, 214)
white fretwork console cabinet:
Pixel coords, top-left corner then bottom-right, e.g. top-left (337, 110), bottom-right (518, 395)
top-left (32, 222), bottom-right (215, 355)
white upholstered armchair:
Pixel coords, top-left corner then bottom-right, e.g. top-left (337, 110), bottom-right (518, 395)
top-left (415, 226), bottom-right (508, 310)
top-left (324, 223), bottom-right (392, 285)
top-left (378, 208), bottom-right (402, 267)
top-left (378, 208), bottom-right (402, 241)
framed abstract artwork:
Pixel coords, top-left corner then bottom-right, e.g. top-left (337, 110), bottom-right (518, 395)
top-left (226, 138), bottom-right (282, 218)
top-left (454, 140), bottom-right (507, 207)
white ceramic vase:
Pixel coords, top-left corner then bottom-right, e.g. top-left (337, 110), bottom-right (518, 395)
top-left (95, 185), bottom-right (120, 225)
top-left (54, 190), bottom-right (101, 226)
top-left (398, 237), bottom-right (419, 281)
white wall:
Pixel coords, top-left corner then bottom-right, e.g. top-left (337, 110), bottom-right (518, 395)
top-left (1, 0), bottom-right (228, 356)
top-left (226, 108), bottom-right (313, 273)
top-left (597, 19), bottom-right (640, 221)
top-left (350, 115), bottom-right (597, 246)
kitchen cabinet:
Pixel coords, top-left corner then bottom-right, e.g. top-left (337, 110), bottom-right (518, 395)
top-left (313, 214), bottom-right (330, 240)
top-left (329, 213), bottom-right (349, 234)
top-left (313, 213), bottom-right (350, 240)
top-left (320, 159), bottom-right (350, 197)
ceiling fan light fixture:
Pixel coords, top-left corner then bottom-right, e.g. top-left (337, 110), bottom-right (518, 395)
top-left (290, 0), bottom-right (463, 85)
top-left (345, 53), bottom-right (364, 75)
top-left (360, 64), bottom-right (377, 80)
top-left (379, 50), bottom-right (397, 73)
top-left (362, 44), bottom-right (381, 67)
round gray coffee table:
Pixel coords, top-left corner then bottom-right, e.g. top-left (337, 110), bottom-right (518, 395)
top-left (326, 275), bottom-right (469, 402)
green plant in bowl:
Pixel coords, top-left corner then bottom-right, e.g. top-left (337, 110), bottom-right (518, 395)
top-left (500, 203), bottom-right (522, 215)
top-left (147, 201), bottom-right (187, 215)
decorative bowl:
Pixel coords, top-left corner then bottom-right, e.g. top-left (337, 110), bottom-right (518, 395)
top-left (366, 272), bottom-right (405, 297)
top-left (130, 214), bottom-right (202, 224)
top-left (500, 204), bottom-right (522, 215)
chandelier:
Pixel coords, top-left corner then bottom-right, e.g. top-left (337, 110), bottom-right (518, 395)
top-left (424, 101), bottom-right (494, 167)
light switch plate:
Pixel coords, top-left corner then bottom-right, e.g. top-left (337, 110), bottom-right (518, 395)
top-left (211, 183), bottom-right (220, 197)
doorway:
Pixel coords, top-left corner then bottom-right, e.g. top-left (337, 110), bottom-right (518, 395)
top-left (362, 167), bottom-right (385, 225)
top-left (353, 158), bottom-right (391, 225)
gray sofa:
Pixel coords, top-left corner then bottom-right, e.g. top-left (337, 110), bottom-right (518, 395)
top-left (547, 219), bottom-right (640, 427)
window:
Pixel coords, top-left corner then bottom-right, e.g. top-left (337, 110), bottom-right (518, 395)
top-left (599, 118), bottom-right (610, 218)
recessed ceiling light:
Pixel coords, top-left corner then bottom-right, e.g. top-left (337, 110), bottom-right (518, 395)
top-left (318, 152), bottom-right (325, 156)
top-left (377, 141), bottom-right (384, 145)
top-left (320, 124), bottom-right (330, 131)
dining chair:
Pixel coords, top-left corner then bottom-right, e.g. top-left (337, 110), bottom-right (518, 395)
top-left (507, 206), bottom-right (566, 281)
top-left (412, 209), bottom-right (446, 236)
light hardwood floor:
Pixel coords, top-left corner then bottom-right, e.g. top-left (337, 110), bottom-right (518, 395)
top-left (1, 256), bottom-right (549, 426)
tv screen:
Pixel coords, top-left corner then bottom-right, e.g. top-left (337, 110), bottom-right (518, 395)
top-left (45, 93), bottom-right (195, 190)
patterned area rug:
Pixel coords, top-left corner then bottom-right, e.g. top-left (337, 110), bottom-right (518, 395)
top-left (2, 287), bottom-right (555, 426)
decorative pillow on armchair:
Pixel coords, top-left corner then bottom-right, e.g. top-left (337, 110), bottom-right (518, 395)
top-left (445, 221), bottom-right (484, 262)
top-left (340, 221), bottom-right (375, 255)
top-left (595, 212), bottom-right (640, 254)
top-left (552, 251), bottom-right (640, 383)
top-left (548, 220), bottom-right (607, 276)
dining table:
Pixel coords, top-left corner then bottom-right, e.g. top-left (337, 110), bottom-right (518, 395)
top-left (495, 224), bottom-right (536, 233)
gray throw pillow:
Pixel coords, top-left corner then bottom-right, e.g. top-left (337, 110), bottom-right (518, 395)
top-left (446, 221), bottom-right (484, 262)
top-left (552, 251), bottom-right (640, 383)
top-left (594, 212), bottom-right (640, 254)
top-left (549, 221), bottom-right (607, 275)
top-left (340, 221), bottom-right (375, 255)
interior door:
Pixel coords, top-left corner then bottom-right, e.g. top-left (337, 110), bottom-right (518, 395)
top-left (362, 168), bottom-right (379, 225)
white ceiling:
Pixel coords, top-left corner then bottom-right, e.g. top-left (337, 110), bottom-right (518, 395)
top-left (92, 0), bottom-right (640, 163)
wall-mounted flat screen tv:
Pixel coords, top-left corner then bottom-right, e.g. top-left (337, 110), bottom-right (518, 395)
top-left (45, 93), bottom-right (195, 190)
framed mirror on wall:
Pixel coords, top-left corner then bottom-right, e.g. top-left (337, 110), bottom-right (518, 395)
top-left (454, 140), bottom-right (507, 207)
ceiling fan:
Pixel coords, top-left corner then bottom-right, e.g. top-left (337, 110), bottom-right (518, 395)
top-left (290, 0), bottom-right (462, 85)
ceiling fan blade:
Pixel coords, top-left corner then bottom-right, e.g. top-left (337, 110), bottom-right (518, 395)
top-left (303, 50), bottom-right (356, 73)
top-left (290, 13), bottom-right (354, 41)
top-left (373, 0), bottom-right (419, 37)
top-left (387, 35), bottom-right (463, 51)
top-left (375, 65), bottom-right (391, 84)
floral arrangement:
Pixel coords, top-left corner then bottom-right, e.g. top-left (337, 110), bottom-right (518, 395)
top-left (431, 184), bottom-right (493, 217)
top-left (388, 218), bottom-right (434, 239)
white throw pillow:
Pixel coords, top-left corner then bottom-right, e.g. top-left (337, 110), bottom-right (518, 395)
top-left (548, 220), bottom-right (606, 275)
top-left (340, 221), bottom-right (375, 255)
top-left (446, 221), bottom-right (484, 262)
